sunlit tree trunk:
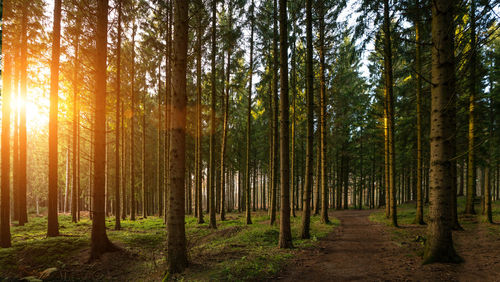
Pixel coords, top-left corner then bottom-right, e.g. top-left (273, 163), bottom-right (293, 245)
top-left (114, 0), bottom-right (122, 229)
top-left (166, 0), bottom-right (190, 273)
top-left (130, 24), bottom-right (137, 221)
top-left (72, 16), bottom-right (81, 224)
top-left (1, 12), bottom-right (13, 246)
top-left (18, 2), bottom-right (29, 226)
top-left (423, 0), bottom-right (461, 264)
top-left (142, 83), bottom-right (147, 218)
top-left (48, 0), bottom-right (62, 237)
top-left (465, 1), bottom-right (477, 215)
top-left (383, 0), bottom-right (397, 227)
top-left (300, 0), bottom-right (314, 239)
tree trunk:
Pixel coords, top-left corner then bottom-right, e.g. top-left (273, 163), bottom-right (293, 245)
top-left (270, 0), bottom-right (279, 226)
top-left (48, 0), bottom-right (62, 237)
top-left (1, 18), bottom-right (13, 247)
top-left (465, 1), bottom-right (477, 215)
top-left (415, 11), bottom-right (424, 224)
top-left (318, 0), bottom-right (329, 223)
top-left (208, 0), bottom-right (217, 229)
top-left (90, 0), bottom-right (117, 260)
top-left (166, 0), bottom-right (190, 273)
top-left (423, 0), bottom-right (461, 264)
top-left (18, 2), bottom-right (29, 226)
top-left (278, 0), bottom-right (293, 249)
top-left (114, 0), bottom-right (122, 228)
top-left (245, 0), bottom-right (255, 225)
top-left (195, 0), bottom-right (204, 224)
top-left (130, 25), bottom-right (137, 221)
top-left (72, 16), bottom-right (81, 224)
top-left (383, 0), bottom-right (397, 227)
top-left (300, 0), bottom-right (314, 239)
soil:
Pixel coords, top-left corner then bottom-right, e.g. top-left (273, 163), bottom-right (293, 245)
top-left (274, 210), bottom-right (500, 281)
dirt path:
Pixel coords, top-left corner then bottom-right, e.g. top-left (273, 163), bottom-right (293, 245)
top-left (275, 210), bottom-right (500, 281)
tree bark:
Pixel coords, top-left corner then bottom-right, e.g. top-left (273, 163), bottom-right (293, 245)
top-left (245, 0), bottom-right (255, 225)
top-left (423, 0), bottom-right (461, 264)
top-left (166, 0), bottom-right (190, 273)
top-left (48, 0), bottom-right (62, 237)
top-left (90, 0), bottom-right (117, 260)
top-left (300, 0), bottom-right (314, 239)
top-left (208, 0), bottom-right (217, 229)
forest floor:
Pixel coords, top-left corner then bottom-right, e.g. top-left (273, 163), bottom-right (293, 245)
top-left (276, 197), bottom-right (500, 281)
top-left (0, 210), bottom-right (340, 281)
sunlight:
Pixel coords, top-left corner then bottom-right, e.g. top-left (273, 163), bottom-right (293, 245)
top-left (10, 87), bottom-right (50, 133)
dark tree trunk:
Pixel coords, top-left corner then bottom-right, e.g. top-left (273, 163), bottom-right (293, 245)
top-left (90, 0), bottom-right (117, 260)
top-left (48, 0), bottom-right (62, 237)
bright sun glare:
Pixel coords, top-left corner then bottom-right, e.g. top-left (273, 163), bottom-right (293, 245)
top-left (9, 87), bottom-right (50, 133)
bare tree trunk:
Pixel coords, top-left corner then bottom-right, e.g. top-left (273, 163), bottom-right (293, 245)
top-left (1, 15), bottom-right (13, 247)
top-left (48, 0), bottom-right (62, 237)
top-left (245, 0), bottom-right (255, 225)
top-left (278, 0), bottom-right (293, 249)
top-left (423, 0), bottom-right (461, 264)
top-left (270, 0), bottom-right (279, 226)
top-left (166, 0), bottom-right (190, 273)
top-left (208, 0), bottom-right (217, 229)
top-left (300, 0), bottom-right (314, 239)
top-left (114, 0), bottom-right (122, 229)
top-left (90, 0), bottom-right (117, 260)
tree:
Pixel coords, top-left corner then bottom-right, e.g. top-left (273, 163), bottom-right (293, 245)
top-left (422, 0), bottom-right (462, 264)
top-left (47, 0), bottom-right (62, 238)
top-left (114, 0), bottom-right (122, 230)
top-left (269, 0), bottom-right (279, 226)
top-left (166, 0), bottom-right (189, 273)
top-left (18, 0), bottom-right (29, 226)
top-left (278, 0), bottom-right (293, 249)
top-left (300, 0), bottom-right (314, 239)
top-left (245, 0), bottom-right (255, 225)
top-left (130, 23), bottom-right (137, 221)
top-left (318, 0), bottom-right (329, 224)
top-left (383, 0), bottom-right (397, 227)
top-left (465, 1), bottom-right (477, 215)
top-left (414, 0), bottom-right (425, 225)
top-left (208, 0), bottom-right (217, 229)
top-left (1, 0), bottom-right (13, 247)
top-left (195, 0), bottom-right (205, 224)
top-left (90, 0), bottom-right (117, 261)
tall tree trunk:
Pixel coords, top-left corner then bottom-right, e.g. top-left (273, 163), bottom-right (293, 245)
top-left (18, 2), bottom-right (29, 226)
top-left (1, 10), bottom-right (13, 246)
top-left (290, 12), bottom-right (297, 217)
top-left (130, 25), bottom-right (137, 221)
top-left (300, 0), bottom-right (314, 239)
top-left (48, 0), bottom-right (62, 237)
top-left (245, 0), bottom-right (255, 225)
top-left (423, 0), bottom-right (461, 264)
top-left (208, 0), bottom-right (217, 229)
top-left (157, 63), bottom-right (162, 217)
top-left (270, 0), bottom-right (279, 226)
top-left (195, 0), bottom-right (204, 224)
top-left (72, 16), bottom-right (81, 224)
top-left (166, 0), bottom-right (190, 273)
top-left (90, 0), bottom-right (117, 260)
top-left (164, 1), bottom-right (172, 222)
top-left (415, 5), bottom-right (425, 224)
top-left (114, 0), bottom-right (122, 229)
top-left (142, 83), bottom-right (147, 218)
top-left (278, 0), bottom-right (293, 249)
top-left (465, 1), bottom-right (477, 215)
top-left (318, 0), bottom-right (329, 223)
top-left (383, 0), bottom-right (397, 227)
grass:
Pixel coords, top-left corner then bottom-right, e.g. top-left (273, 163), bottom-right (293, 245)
top-left (369, 196), bottom-right (500, 256)
top-left (0, 211), bottom-right (339, 281)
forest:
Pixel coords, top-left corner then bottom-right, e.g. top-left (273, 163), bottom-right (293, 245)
top-left (0, 0), bottom-right (499, 280)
